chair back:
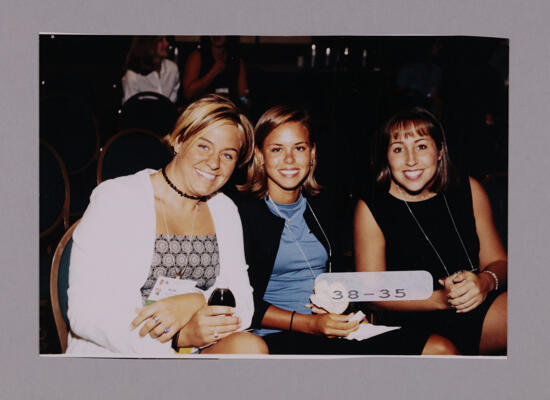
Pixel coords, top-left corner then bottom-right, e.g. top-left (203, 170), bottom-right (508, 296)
top-left (50, 219), bottom-right (80, 353)
top-left (40, 139), bottom-right (70, 238)
top-left (118, 91), bottom-right (178, 137)
top-left (481, 173), bottom-right (508, 249)
top-left (97, 128), bottom-right (172, 184)
top-left (40, 94), bottom-right (100, 175)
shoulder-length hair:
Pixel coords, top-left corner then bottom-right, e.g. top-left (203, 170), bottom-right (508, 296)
top-left (124, 36), bottom-right (163, 75)
top-left (373, 107), bottom-right (455, 193)
top-left (239, 105), bottom-right (322, 198)
top-left (168, 94), bottom-right (254, 168)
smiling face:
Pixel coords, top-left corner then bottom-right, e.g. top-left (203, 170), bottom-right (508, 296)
top-left (387, 131), bottom-right (441, 198)
top-left (258, 122), bottom-right (315, 204)
top-left (172, 122), bottom-right (243, 197)
top-left (155, 36), bottom-right (169, 59)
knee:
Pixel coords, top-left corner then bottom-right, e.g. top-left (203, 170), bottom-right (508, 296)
top-left (479, 291), bottom-right (507, 355)
top-left (422, 334), bottom-right (460, 356)
top-left (225, 332), bottom-right (269, 354)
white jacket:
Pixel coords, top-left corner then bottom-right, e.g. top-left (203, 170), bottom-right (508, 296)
top-left (66, 169), bottom-right (253, 356)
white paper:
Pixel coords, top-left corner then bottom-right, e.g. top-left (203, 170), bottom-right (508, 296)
top-left (345, 323), bottom-right (401, 341)
top-left (147, 277), bottom-right (200, 302)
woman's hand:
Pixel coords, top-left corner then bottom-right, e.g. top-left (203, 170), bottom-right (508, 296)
top-left (305, 303), bottom-right (328, 314)
top-left (177, 305), bottom-right (241, 348)
top-left (211, 56), bottom-right (227, 76)
top-left (308, 313), bottom-right (359, 338)
top-left (443, 271), bottom-right (493, 313)
top-left (131, 293), bottom-right (205, 343)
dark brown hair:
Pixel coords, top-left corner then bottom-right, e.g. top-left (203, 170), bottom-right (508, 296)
top-left (373, 107), bottom-right (454, 193)
top-left (124, 36), bottom-right (164, 75)
top-left (239, 105), bottom-right (321, 198)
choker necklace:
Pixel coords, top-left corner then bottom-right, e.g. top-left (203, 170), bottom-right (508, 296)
top-left (162, 166), bottom-right (208, 202)
top-left (396, 184), bottom-right (475, 277)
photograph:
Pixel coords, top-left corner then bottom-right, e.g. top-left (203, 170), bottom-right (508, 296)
top-left (39, 34), bottom-right (508, 358)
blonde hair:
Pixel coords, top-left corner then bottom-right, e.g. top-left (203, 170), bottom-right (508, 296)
top-left (239, 105), bottom-right (321, 198)
top-left (168, 94), bottom-right (254, 167)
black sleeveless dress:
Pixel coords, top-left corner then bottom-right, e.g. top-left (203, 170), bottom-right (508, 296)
top-left (362, 177), bottom-right (499, 355)
top-left (199, 47), bottom-right (240, 104)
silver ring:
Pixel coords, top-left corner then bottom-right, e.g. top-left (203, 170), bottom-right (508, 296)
top-left (153, 316), bottom-right (160, 323)
top-left (213, 329), bottom-right (219, 339)
top-left (164, 327), bottom-right (170, 334)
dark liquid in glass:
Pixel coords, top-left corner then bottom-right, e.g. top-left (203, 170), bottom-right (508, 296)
top-left (208, 288), bottom-right (236, 307)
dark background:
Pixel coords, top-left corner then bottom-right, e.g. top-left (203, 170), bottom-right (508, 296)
top-left (39, 34), bottom-right (508, 353)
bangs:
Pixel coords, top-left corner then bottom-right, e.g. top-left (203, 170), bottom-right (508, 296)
top-left (389, 119), bottom-right (433, 141)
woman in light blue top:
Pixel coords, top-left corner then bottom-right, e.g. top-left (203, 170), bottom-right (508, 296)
top-left (235, 105), bottom-right (457, 354)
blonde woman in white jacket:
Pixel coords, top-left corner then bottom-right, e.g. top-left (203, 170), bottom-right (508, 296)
top-left (67, 95), bottom-right (266, 356)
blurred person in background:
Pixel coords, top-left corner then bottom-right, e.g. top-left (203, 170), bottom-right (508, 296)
top-left (183, 36), bottom-right (249, 109)
top-left (122, 36), bottom-right (180, 104)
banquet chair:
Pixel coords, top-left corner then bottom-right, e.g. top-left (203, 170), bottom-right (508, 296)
top-left (50, 219), bottom-right (80, 353)
top-left (40, 94), bottom-right (100, 175)
top-left (118, 91), bottom-right (178, 137)
top-left (481, 172), bottom-right (508, 249)
top-left (40, 139), bottom-right (70, 238)
top-left (96, 128), bottom-right (173, 184)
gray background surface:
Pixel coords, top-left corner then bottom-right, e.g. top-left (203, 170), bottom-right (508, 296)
top-left (2, 0), bottom-right (549, 398)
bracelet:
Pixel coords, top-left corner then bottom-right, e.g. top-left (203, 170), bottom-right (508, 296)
top-left (481, 270), bottom-right (499, 291)
top-left (289, 311), bottom-right (296, 331)
top-left (171, 330), bottom-right (181, 351)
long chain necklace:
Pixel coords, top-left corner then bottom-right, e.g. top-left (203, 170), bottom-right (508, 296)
top-left (267, 195), bottom-right (332, 280)
top-left (395, 185), bottom-right (475, 277)
top-left (159, 197), bottom-right (199, 352)
top-left (162, 166), bottom-right (208, 202)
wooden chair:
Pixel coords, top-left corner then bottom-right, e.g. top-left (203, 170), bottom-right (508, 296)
top-left (481, 172), bottom-right (508, 249)
top-left (40, 94), bottom-right (100, 175)
top-left (40, 139), bottom-right (70, 238)
top-left (96, 128), bottom-right (172, 184)
top-left (49, 219), bottom-right (80, 353)
top-left (118, 91), bottom-right (178, 137)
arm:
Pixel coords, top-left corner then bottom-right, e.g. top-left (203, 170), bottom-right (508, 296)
top-left (182, 50), bottom-right (225, 100)
top-left (67, 182), bottom-right (170, 354)
top-left (221, 212), bottom-right (254, 331)
top-left (446, 178), bottom-right (507, 312)
top-left (130, 292), bottom-right (206, 342)
top-left (261, 305), bottom-right (359, 337)
top-left (173, 200), bottom-right (254, 347)
top-left (167, 60), bottom-right (180, 103)
top-left (354, 199), bottom-right (451, 312)
top-left (472, 177), bottom-right (507, 286)
top-left (216, 197), bottom-right (254, 329)
top-left (121, 70), bottom-right (139, 104)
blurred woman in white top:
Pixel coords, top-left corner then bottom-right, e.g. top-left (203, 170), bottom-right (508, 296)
top-left (121, 36), bottom-right (180, 104)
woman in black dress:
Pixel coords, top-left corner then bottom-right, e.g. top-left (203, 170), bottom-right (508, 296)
top-left (183, 36), bottom-right (249, 108)
top-left (235, 105), bottom-right (458, 355)
top-left (354, 107), bottom-right (507, 355)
